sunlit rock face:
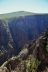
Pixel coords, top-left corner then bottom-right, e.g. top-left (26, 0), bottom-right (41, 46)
top-left (0, 28), bottom-right (48, 72)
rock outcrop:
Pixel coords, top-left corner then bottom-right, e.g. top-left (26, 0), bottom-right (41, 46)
top-left (0, 31), bottom-right (48, 72)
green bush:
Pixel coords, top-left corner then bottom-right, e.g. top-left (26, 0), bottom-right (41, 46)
top-left (22, 57), bottom-right (41, 72)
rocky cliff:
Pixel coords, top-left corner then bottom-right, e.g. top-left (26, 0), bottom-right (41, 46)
top-left (0, 30), bottom-right (48, 72)
top-left (0, 11), bottom-right (48, 66)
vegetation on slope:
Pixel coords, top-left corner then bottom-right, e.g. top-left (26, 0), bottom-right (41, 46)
top-left (0, 30), bottom-right (48, 72)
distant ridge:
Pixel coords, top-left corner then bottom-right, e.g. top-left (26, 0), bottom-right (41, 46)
top-left (0, 11), bottom-right (48, 19)
top-left (0, 11), bottom-right (33, 19)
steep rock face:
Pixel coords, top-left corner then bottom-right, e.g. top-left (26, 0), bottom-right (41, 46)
top-left (8, 15), bottom-right (48, 53)
top-left (0, 31), bottom-right (48, 72)
top-left (0, 20), bottom-right (8, 49)
top-left (0, 13), bottom-right (48, 65)
top-left (0, 20), bottom-right (14, 65)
